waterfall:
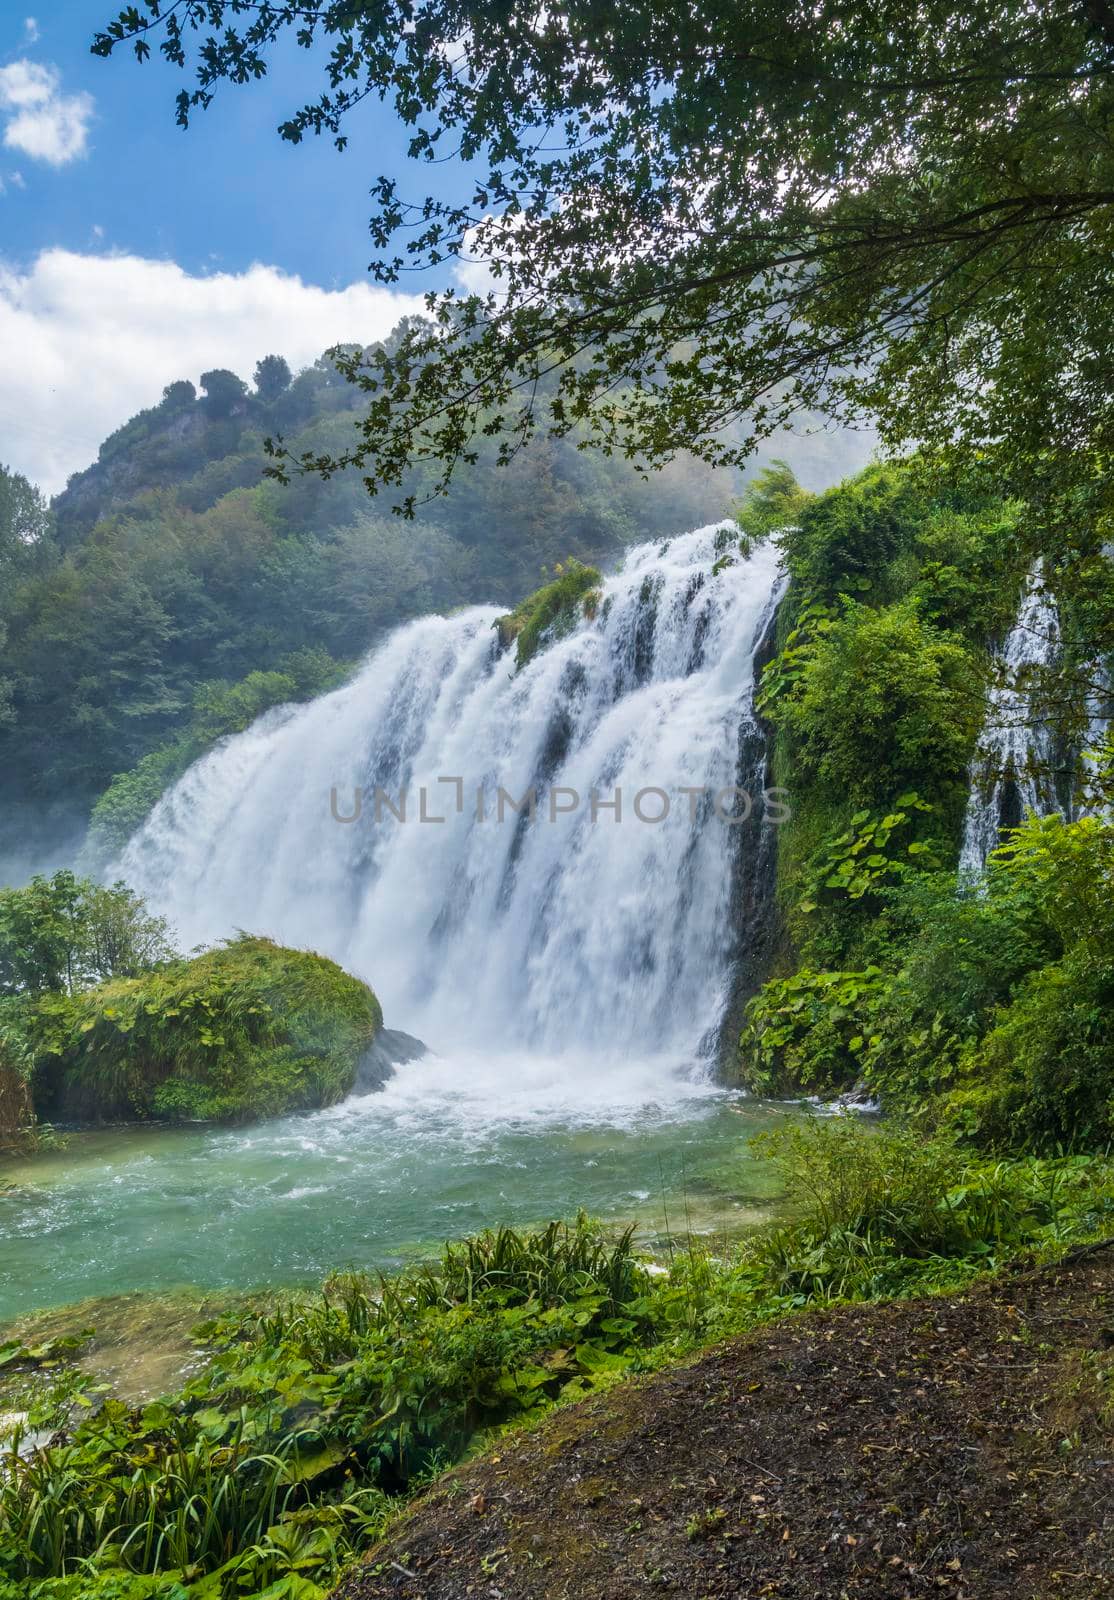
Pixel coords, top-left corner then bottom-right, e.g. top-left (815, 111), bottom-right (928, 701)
top-left (959, 568), bottom-right (1061, 875)
top-left (119, 528), bottom-right (785, 1067)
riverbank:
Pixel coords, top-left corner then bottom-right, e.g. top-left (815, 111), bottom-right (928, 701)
top-left (339, 1243), bottom-right (1114, 1600)
top-left (2, 1126), bottom-right (1112, 1599)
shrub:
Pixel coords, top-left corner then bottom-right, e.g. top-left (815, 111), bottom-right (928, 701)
top-left (769, 597), bottom-right (984, 803)
top-left (495, 559), bottom-right (602, 668)
top-left (749, 1119), bottom-right (1108, 1300)
top-left (748, 812), bottom-right (1114, 1147)
top-left (951, 953), bottom-right (1114, 1150)
top-left (906, 503), bottom-right (1025, 639)
top-left (855, 865), bottom-right (1058, 1112)
top-left (990, 811), bottom-right (1114, 960)
top-left (86, 744), bottom-right (190, 860)
top-left (0, 1216), bottom-right (649, 1590)
top-left (30, 935), bottom-right (381, 1124)
top-left (781, 462), bottom-right (927, 602)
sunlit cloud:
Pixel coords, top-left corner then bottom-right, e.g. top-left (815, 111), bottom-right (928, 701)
top-left (0, 59), bottom-right (94, 166)
top-left (0, 248), bottom-right (426, 493)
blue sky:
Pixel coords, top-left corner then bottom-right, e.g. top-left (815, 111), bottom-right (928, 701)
top-left (5, 2), bottom-right (468, 285)
top-left (0, 5), bottom-right (467, 491)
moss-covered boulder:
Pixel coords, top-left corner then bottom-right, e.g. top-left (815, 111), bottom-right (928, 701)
top-left (30, 936), bottom-right (382, 1124)
top-left (495, 559), bottom-right (602, 669)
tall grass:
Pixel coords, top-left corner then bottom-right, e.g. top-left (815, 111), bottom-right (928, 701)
top-left (748, 1119), bottom-right (1110, 1300)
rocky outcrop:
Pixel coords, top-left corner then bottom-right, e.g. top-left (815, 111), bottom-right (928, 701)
top-left (354, 1027), bottom-right (429, 1093)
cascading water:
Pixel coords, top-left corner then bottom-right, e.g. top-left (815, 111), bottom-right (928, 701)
top-left (119, 528), bottom-right (785, 1082)
top-left (959, 567), bottom-right (1062, 875)
top-left (1, 529), bottom-right (798, 1319)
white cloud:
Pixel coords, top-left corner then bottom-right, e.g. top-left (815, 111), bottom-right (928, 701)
top-left (23, 18), bottom-right (40, 45)
top-left (0, 60), bottom-right (93, 166)
top-left (0, 249), bottom-right (426, 493)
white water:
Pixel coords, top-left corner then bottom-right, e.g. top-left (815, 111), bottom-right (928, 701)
top-left (959, 567), bottom-right (1061, 875)
top-left (119, 528), bottom-right (785, 1096)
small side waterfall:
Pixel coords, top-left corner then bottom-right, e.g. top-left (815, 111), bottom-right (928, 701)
top-left (960, 569), bottom-right (1061, 875)
top-left (119, 528), bottom-right (785, 1070)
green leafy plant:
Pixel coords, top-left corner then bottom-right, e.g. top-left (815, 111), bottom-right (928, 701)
top-left (754, 599), bottom-right (836, 716)
top-left (740, 967), bottom-right (888, 1096)
top-left (494, 560), bottom-right (602, 669)
top-left (797, 793), bottom-right (939, 913)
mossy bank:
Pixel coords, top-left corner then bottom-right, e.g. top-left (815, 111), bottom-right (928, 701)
top-left (30, 935), bottom-right (382, 1124)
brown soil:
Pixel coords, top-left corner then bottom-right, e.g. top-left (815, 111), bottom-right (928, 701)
top-left (337, 1248), bottom-right (1114, 1600)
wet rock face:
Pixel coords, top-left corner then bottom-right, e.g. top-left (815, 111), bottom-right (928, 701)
top-left (354, 1027), bottom-right (430, 1093)
top-left (714, 593), bottom-right (785, 1073)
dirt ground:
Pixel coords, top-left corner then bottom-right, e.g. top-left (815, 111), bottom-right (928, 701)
top-left (336, 1247), bottom-right (1114, 1600)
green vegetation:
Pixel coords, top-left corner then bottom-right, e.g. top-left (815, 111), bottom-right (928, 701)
top-left (31, 936), bottom-right (381, 1125)
top-left (0, 875), bottom-right (381, 1132)
top-left (736, 461), bottom-right (1114, 1156)
top-left (749, 462), bottom-right (1024, 963)
top-left (734, 459), bottom-right (814, 553)
top-left (0, 873), bottom-right (175, 999)
top-left (2, 1123), bottom-right (1112, 1599)
top-left (495, 559), bottom-right (602, 668)
top-left (744, 804), bottom-right (1114, 1151)
top-left (9, 7), bottom-right (1112, 1582)
top-left (0, 873), bottom-right (178, 1144)
top-left (770, 599), bottom-right (984, 804)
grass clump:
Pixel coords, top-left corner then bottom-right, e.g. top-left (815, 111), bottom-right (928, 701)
top-left (495, 559), bottom-right (602, 668)
top-left (30, 934), bottom-right (381, 1124)
top-left (746, 1118), bottom-right (1110, 1302)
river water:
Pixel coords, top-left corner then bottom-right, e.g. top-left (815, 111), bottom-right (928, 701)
top-left (1, 1052), bottom-right (790, 1319)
